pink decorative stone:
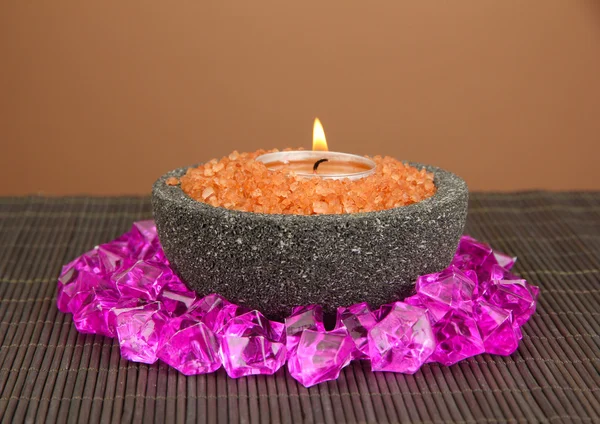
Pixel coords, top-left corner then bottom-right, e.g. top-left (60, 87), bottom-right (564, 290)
top-left (56, 255), bottom-right (103, 313)
top-left (452, 235), bottom-right (493, 269)
top-left (474, 300), bottom-right (519, 356)
top-left (335, 302), bottom-right (377, 358)
top-left (56, 224), bottom-right (540, 387)
top-left (482, 279), bottom-right (539, 326)
top-left (368, 302), bottom-right (435, 373)
top-left (114, 261), bottom-right (171, 301)
top-left (285, 305), bottom-right (325, 355)
top-left (97, 242), bottom-right (132, 274)
top-left (429, 309), bottom-right (484, 365)
top-left (106, 298), bottom-right (146, 331)
top-left (415, 267), bottom-right (477, 321)
top-left (56, 267), bottom-right (82, 313)
top-left (493, 251), bottom-right (516, 270)
top-left (158, 316), bottom-right (221, 375)
top-left (158, 282), bottom-right (197, 317)
top-left (187, 294), bottom-right (234, 331)
top-left (191, 295), bottom-right (251, 333)
top-left (219, 310), bottom-right (286, 377)
top-left (287, 329), bottom-right (354, 387)
top-left (114, 302), bottom-right (168, 364)
top-left (73, 288), bottom-right (120, 337)
top-left (128, 220), bottom-right (165, 262)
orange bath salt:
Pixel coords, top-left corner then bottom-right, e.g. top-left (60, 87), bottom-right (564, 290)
top-left (177, 150), bottom-right (436, 215)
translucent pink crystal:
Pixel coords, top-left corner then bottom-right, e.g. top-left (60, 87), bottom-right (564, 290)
top-left (368, 302), bottom-right (435, 373)
top-left (482, 279), bottom-right (539, 326)
top-left (56, 267), bottom-right (82, 313)
top-left (474, 300), bottom-right (519, 355)
top-left (429, 309), bottom-right (484, 365)
top-left (288, 329), bottom-right (354, 387)
top-left (158, 282), bottom-right (197, 317)
top-left (335, 302), bottom-right (377, 358)
top-left (67, 274), bottom-right (114, 315)
top-left (189, 294), bottom-right (251, 332)
top-left (56, 255), bottom-right (103, 312)
top-left (158, 316), bottom-right (221, 375)
top-left (452, 235), bottom-right (493, 268)
top-left (415, 267), bottom-right (477, 321)
top-left (219, 310), bottom-right (286, 377)
top-left (106, 298), bottom-right (146, 330)
top-left (128, 220), bottom-right (165, 262)
top-left (114, 302), bottom-right (168, 364)
top-left (493, 251), bottom-right (516, 270)
top-left (285, 305), bottom-right (325, 355)
top-left (73, 288), bottom-right (120, 336)
top-left (114, 261), bottom-right (171, 301)
top-left (97, 242), bottom-right (132, 274)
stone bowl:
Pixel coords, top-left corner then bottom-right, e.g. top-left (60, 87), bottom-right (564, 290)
top-left (152, 163), bottom-right (468, 320)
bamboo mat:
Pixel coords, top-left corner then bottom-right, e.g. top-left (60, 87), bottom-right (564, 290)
top-left (0, 193), bottom-right (599, 424)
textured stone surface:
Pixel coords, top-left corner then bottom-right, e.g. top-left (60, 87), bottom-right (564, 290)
top-left (152, 163), bottom-right (469, 318)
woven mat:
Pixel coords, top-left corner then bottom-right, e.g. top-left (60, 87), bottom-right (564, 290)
top-left (0, 193), bottom-right (599, 424)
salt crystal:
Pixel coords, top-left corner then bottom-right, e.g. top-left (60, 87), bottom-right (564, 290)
top-left (178, 150), bottom-right (436, 215)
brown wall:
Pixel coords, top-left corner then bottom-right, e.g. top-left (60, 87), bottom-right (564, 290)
top-left (1, 1), bottom-right (599, 195)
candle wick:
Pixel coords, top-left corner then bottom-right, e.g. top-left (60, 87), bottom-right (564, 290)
top-left (313, 158), bottom-right (329, 173)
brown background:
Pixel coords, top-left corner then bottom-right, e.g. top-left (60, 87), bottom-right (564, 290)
top-left (1, 1), bottom-right (599, 195)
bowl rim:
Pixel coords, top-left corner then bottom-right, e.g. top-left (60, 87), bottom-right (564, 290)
top-left (152, 161), bottom-right (468, 222)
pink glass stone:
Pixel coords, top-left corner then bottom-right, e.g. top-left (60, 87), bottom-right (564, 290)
top-left (188, 294), bottom-right (250, 332)
top-left (130, 220), bottom-right (159, 244)
top-left (158, 316), bottom-right (221, 375)
top-left (493, 251), bottom-right (516, 270)
top-left (57, 266), bottom-right (81, 313)
top-left (474, 300), bottom-right (519, 355)
top-left (57, 254), bottom-right (107, 312)
top-left (158, 282), bottom-right (197, 317)
top-left (335, 302), bottom-right (377, 358)
top-left (127, 221), bottom-right (165, 262)
top-left (97, 242), bottom-right (132, 274)
top-left (429, 309), bottom-right (485, 365)
top-left (288, 329), bottom-right (355, 387)
top-left (73, 288), bottom-right (120, 337)
top-left (70, 253), bottom-right (102, 274)
top-left (453, 236), bottom-right (493, 269)
top-left (285, 305), bottom-right (325, 355)
top-left (368, 302), bottom-right (435, 373)
top-left (115, 302), bottom-right (167, 364)
top-left (415, 267), bottom-right (477, 321)
top-left (219, 310), bottom-right (286, 377)
top-left (64, 271), bottom-right (114, 315)
top-left (482, 279), bottom-right (539, 326)
top-left (114, 260), bottom-right (171, 301)
top-left (374, 303), bottom-right (394, 321)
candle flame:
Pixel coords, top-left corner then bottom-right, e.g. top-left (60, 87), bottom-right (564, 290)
top-left (312, 118), bottom-right (328, 151)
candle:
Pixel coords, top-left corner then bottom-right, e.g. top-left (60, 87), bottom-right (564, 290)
top-left (255, 118), bottom-right (376, 180)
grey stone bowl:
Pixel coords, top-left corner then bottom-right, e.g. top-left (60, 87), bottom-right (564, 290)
top-left (152, 164), bottom-right (468, 320)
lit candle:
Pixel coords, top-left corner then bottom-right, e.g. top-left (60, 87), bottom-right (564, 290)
top-left (256, 118), bottom-right (376, 180)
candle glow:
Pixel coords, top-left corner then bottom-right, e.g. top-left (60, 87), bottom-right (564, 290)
top-left (312, 118), bottom-right (328, 152)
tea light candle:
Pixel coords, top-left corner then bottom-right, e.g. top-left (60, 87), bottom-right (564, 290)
top-left (256, 118), bottom-right (376, 180)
